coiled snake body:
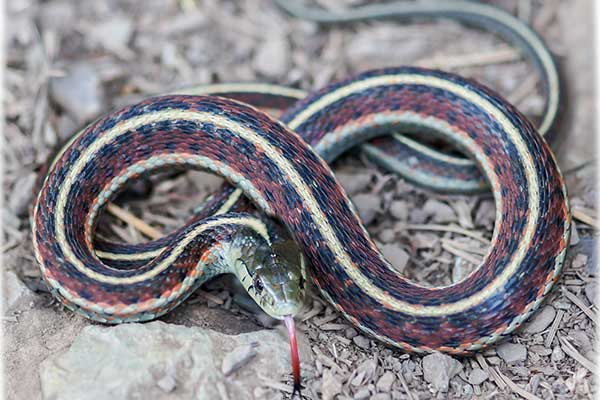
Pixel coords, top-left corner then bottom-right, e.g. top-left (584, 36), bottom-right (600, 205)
top-left (33, 67), bottom-right (570, 353)
top-left (32, 2), bottom-right (570, 394)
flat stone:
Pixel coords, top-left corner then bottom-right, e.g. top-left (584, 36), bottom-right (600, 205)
top-left (376, 371), bottom-right (395, 392)
top-left (422, 352), bottom-right (462, 392)
top-left (39, 321), bottom-right (292, 400)
top-left (352, 193), bottom-right (380, 225)
top-left (8, 172), bottom-right (37, 217)
top-left (523, 306), bottom-right (556, 333)
top-left (336, 172), bottom-right (372, 195)
top-left (156, 373), bottom-right (177, 393)
top-left (89, 17), bottom-right (134, 53)
top-left (49, 63), bottom-right (104, 122)
top-left (467, 368), bottom-right (488, 385)
top-left (353, 387), bottom-right (372, 400)
top-left (321, 368), bottom-right (342, 400)
top-left (423, 199), bottom-right (457, 223)
top-left (496, 342), bottom-right (527, 364)
top-left (353, 335), bottom-right (371, 350)
top-left (379, 244), bottom-right (410, 273)
top-left (586, 280), bottom-right (598, 306)
top-left (3, 270), bottom-right (32, 311)
top-left (389, 200), bottom-right (408, 221)
top-left (253, 37), bottom-right (289, 78)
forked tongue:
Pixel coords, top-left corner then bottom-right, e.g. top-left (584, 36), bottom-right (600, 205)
top-left (284, 315), bottom-right (302, 398)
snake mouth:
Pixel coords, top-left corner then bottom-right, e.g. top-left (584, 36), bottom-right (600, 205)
top-left (284, 315), bottom-right (302, 398)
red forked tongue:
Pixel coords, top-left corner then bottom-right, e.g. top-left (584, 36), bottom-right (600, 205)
top-left (284, 315), bottom-right (302, 398)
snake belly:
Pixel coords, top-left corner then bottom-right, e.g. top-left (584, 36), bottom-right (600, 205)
top-left (33, 66), bottom-right (570, 353)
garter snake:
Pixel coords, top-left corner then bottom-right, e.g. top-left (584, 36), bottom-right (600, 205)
top-left (32, 1), bottom-right (569, 395)
top-left (33, 67), bottom-right (570, 394)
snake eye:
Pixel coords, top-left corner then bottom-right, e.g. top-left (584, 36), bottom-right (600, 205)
top-left (254, 278), bottom-right (264, 293)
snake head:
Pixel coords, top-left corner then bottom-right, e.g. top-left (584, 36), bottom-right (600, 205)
top-left (233, 235), bottom-right (306, 393)
top-left (236, 239), bottom-right (307, 319)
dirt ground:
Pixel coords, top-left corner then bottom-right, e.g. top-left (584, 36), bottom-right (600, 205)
top-left (3, 0), bottom-right (597, 399)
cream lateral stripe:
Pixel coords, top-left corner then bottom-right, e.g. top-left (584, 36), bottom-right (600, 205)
top-left (216, 188), bottom-right (244, 215)
top-left (96, 249), bottom-right (163, 261)
top-left (278, 73), bottom-right (540, 316)
top-left (391, 134), bottom-right (474, 166)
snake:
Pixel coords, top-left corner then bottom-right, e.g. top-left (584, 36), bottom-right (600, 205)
top-left (31, 1), bottom-right (569, 396)
top-left (275, 0), bottom-right (565, 193)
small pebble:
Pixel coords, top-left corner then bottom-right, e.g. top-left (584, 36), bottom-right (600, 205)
top-left (423, 199), bottom-right (457, 223)
top-left (321, 368), bottom-right (342, 400)
top-left (467, 368), bottom-right (488, 385)
top-left (379, 243), bottom-right (410, 273)
top-left (353, 335), bottom-right (371, 350)
top-left (496, 342), bottom-right (527, 364)
top-left (337, 172), bottom-right (372, 195)
top-left (376, 371), bottom-right (395, 392)
top-left (422, 352), bottom-right (462, 392)
top-left (389, 200), bottom-right (408, 220)
top-left (353, 193), bottom-right (380, 225)
top-left (345, 327), bottom-right (358, 339)
top-left (156, 374), bottom-right (177, 393)
top-left (353, 387), bottom-right (371, 400)
top-left (221, 344), bottom-right (257, 376)
top-left (49, 62), bottom-right (104, 122)
top-left (523, 306), bottom-right (556, 333)
top-left (379, 228), bottom-right (396, 243)
top-left (551, 346), bottom-right (565, 362)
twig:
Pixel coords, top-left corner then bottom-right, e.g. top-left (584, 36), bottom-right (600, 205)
top-left (495, 368), bottom-right (543, 400)
top-left (559, 336), bottom-right (598, 375)
top-left (400, 224), bottom-right (489, 244)
top-left (440, 238), bottom-right (488, 256)
top-left (397, 369), bottom-right (416, 400)
top-left (476, 354), bottom-right (506, 389)
top-left (544, 309), bottom-right (564, 348)
top-left (416, 48), bottom-right (522, 69)
top-left (571, 207), bottom-right (600, 229)
top-left (106, 203), bottom-right (164, 240)
top-left (442, 241), bottom-right (483, 265)
top-left (561, 287), bottom-right (599, 325)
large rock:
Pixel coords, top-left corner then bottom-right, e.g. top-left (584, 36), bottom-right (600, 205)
top-left (40, 321), bottom-right (295, 400)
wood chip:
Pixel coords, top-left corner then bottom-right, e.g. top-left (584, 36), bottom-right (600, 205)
top-left (495, 368), bottom-right (543, 400)
top-left (544, 309), bottom-right (564, 348)
top-left (559, 336), bottom-right (597, 375)
top-left (561, 287), bottom-right (599, 325)
top-left (106, 203), bottom-right (164, 239)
